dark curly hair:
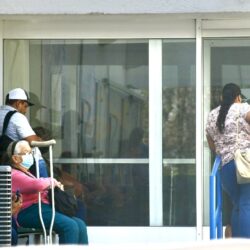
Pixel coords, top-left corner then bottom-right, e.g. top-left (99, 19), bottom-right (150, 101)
top-left (216, 83), bottom-right (241, 133)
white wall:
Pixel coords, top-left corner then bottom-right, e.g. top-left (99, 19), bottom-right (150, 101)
top-left (0, 0), bottom-right (250, 15)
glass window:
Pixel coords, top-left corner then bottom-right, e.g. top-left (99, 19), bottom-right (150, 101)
top-left (162, 40), bottom-right (196, 226)
top-left (4, 39), bottom-right (149, 226)
top-left (204, 38), bottom-right (250, 226)
top-left (210, 44), bottom-right (250, 107)
top-left (52, 162), bottom-right (149, 226)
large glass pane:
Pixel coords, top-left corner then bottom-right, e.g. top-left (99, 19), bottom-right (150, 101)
top-left (204, 38), bottom-right (250, 226)
top-left (4, 39), bottom-right (149, 226)
top-left (53, 162), bottom-right (149, 226)
top-left (162, 40), bottom-right (196, 226)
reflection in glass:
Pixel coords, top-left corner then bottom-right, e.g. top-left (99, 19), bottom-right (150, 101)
top-left (4, 40), bottom-right (149, 159)
top-left (162, 40), bottom-right (196, 226)
top-left (4, 39), bottom-right (149, 226)
top-left (163, 164), bottom-right (196, 226)
top-left (54, 163), bottom-right (149, 226)
top-left (162, 41), bottom-right (196, 158)
top-left (28, 40), bottom-right (149, 159)
top-left (210, 45), bottom-right (250, 108)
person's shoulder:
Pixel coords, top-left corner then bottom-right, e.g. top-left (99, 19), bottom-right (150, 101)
top-left (206, 106), bottom-right (220, 128)
top-left (230, 102), bottom-right (250, 112)
top-left (12, 168), bottom-right (27, 177)
top-left (11, 168), bottom-right (19, 176)
top-left (238, 102), bottom-right (250, 116)
top-left (11, 111), bottom-right (27, 121)
top-left (212, 106), bottom-right (220, 112)
top-left (240, 102), bottom-right (250, 110)
top-left (0, 105), bottom-right (14, 113)
top-left (208, 106), bottom-right (220, 117)
top-left (0, 106), bottom-right (15, 120)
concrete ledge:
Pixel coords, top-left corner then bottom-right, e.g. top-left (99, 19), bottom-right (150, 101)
top-left (4, 239), bottom-right (250, 249)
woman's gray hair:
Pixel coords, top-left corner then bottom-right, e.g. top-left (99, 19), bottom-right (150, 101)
top-left (14, 140), bottom-right (30, 155)
top-left (7, 140), bottom-right (30, 158)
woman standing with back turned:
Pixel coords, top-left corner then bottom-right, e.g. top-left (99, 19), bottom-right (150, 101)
top-left (206, 83), bottom-right (250, 237)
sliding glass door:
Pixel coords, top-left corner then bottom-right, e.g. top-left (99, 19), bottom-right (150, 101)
top-left (203, 38), bottom-right (250, 227)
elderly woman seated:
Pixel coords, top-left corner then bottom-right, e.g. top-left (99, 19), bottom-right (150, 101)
top-left (5, 140), bottom-right (88, 245)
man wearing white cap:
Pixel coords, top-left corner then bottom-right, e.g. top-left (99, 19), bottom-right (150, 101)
top-left (0, 88), bottom-right (49, 177)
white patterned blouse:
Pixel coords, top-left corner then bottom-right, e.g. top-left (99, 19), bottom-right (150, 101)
top-left (206, 103), bottom-right (250, 166)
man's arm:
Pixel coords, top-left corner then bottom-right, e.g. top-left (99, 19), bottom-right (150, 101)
top-left (23, 135), bottom-right (42, 143)
top-left (14, 113), bottom-right (42, 143)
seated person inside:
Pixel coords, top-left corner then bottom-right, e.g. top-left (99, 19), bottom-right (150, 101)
top-left (5, 140), bottom-right (88, 245)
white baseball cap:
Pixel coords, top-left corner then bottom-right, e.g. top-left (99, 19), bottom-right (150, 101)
top-left (6, 88), bottom-right (34, 106)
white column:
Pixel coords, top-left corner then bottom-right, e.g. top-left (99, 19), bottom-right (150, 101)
top-left (149, 39), bottom-right (163, 226)
top-left (195, 19), bottom-right (203, 240)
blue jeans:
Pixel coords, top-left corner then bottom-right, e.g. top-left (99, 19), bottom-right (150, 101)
top-left (30, 159), bottom-right (49, 178)
top-left (221, 159), bottom-right (250, 237)
top-left (18, 203), bottom-right (88, 244)
top-left (39, 159), bottom-right (49, 177)
top-left (11, 217), bottom-right (18, 246)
